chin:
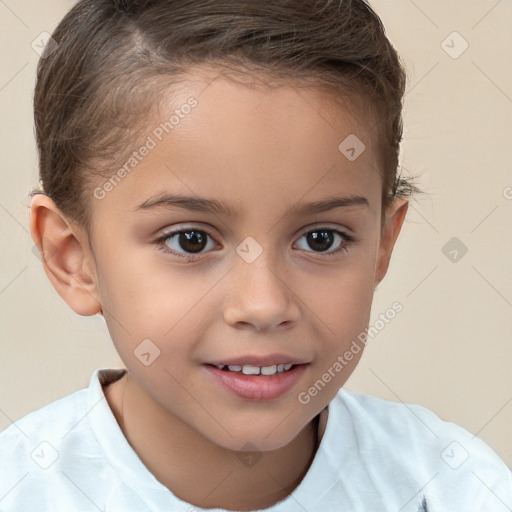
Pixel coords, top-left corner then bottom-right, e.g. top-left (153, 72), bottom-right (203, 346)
top-left (204, 422), bottom-right (308, 454)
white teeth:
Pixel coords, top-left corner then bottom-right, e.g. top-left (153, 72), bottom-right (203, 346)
top-left (214, 363), bottom-right (295, 375)
top-left (242, 365), bottom-right (260, 375)
top-left (260, 365), bottom-right (277, 375)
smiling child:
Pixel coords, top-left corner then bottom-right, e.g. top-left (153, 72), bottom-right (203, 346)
top-left (1, 0), bottom-right (511, 511)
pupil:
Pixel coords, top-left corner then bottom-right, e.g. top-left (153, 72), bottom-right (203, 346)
top-left (307, 231), bottom-right (333, 252)
top-left (179, 231), bottom-right (206, 253)
top-left (176, 230), bottom-right (335, 254)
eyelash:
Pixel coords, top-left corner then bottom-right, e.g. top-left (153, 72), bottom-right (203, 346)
top-left (154, 226), bottom-right (357, 261)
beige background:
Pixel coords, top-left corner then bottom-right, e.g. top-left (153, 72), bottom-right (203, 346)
top-left (1, 0), bottom-right (511, 468)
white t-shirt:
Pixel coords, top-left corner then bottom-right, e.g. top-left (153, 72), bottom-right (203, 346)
top-left (1, 368), bottom-right (511, 511)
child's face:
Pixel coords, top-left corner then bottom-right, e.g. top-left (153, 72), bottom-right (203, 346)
top-left (58, 68), bottom-right (407, 451)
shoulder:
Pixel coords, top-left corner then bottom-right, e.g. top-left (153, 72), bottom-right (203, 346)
top-left (0, 368), bottom-right (125, 455)
top-left (0, 370), bottom-right (133, 510)
top-left (0, 389), bottom-right (86, 497)
top-left (328, 388), bottom-right (512, 509)
top-left (0, 378), bottom-right (109, 507)
top-left (1, 385), bottom-right (89, 436)
top-left (336, 387), bottom-right (466, 438)
top-left (335, 388), bottom-right (505, 463)
top-left (0, 386), bottom-right (93, 464)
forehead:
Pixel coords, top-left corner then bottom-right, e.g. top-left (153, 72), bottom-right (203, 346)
top-left (159, 66), bottom-right (377, 148)
top-left (90, 68), bottom-right (382, 222)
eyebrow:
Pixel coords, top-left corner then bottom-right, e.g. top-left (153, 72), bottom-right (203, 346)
top-left (133, 193), bottom-right (369, 216)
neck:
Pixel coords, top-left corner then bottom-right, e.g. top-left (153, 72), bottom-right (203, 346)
top-left (105, 372), bottom-right (321, 511)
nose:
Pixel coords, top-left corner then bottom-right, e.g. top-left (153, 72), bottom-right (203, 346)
top-left (223, 255), bottom-right (301, 332)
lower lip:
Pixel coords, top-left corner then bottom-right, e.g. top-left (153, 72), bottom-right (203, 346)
top-left (203, 364), bottom-right (308, 401)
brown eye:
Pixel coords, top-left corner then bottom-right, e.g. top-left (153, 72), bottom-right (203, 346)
top-left (171, 230), bottom-right (208, 253)
top-left (155, 228), bottom-right (216, 260)
top-left (294, 228), bottom-right (356, 257)
top-left (305, 230), bottom-right (335, 252)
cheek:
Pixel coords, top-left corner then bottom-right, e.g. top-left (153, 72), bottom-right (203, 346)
top-left (305, 255), bottom-right (376, 335)
top-left (96, 252), bottom-right (215, 371)
top-left (297, 257), bottom-right (376, 397)
top-left (96, 246), bottom-right (199, 323)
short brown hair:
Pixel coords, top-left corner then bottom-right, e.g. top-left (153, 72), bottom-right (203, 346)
top-left (31, 0), bottom-right (420, 235)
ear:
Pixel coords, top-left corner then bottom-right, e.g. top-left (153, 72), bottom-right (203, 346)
top-left (374, 196), bottom-right (409, 288)
top-left (29, 194), bottom-right (102, 316)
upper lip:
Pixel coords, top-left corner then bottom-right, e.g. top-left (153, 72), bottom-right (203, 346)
top-left (206, 353), bottom-right (310, 367)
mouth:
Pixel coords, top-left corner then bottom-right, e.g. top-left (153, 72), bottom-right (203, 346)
top-left (206, 363), bottom-right (298, 376)
top-left (203, 362), bottom-right (309, 401)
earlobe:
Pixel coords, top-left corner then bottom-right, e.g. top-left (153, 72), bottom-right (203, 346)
top-left (29, 194), bottom-right (102, 316)
top-left (374, 197), bottom-right (409, 288)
